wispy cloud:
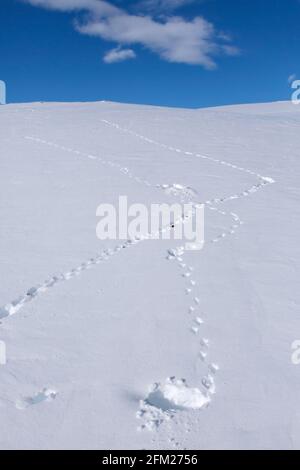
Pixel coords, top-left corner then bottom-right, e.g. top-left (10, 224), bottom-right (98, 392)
top-left (103, 46), bottom-right (136, 63)
top-left (23, 0), bottom-right (238, 67)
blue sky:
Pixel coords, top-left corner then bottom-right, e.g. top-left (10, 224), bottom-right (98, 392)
top-left (0, 0), bottom-right (299, 108)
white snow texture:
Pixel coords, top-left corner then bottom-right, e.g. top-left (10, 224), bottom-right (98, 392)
top-left (0, 99), bottom-right (299, 450)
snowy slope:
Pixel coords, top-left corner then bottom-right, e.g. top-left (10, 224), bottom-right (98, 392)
top-left (0, 100), bottom-right (299, 450)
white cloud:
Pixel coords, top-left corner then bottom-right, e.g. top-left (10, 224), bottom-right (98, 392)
top-left (23, 0), bottom-right (238, 67)
top-left (103, 47), bottom-right (136, 63)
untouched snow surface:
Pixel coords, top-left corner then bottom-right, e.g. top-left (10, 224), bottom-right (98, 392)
top-left (0, 100), bottom-right (299, 449)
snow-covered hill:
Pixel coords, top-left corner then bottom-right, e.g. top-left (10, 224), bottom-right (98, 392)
top-left (0, 100), bottom-right (299, 450)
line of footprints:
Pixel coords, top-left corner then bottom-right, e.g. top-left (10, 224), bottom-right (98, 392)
top-left (167, 245), bottom-right (219, 396)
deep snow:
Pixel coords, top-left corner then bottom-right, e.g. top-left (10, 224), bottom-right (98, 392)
top-left (0, 100), bottom-right (299, 449)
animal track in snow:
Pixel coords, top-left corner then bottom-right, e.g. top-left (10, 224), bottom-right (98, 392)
top-left (25, 136), bottom-right (154, 189)
top-left (0, 248), bottom-right (127, 319)
top-left (16, 388), bottom-right (57, 410)
top-left (159, 183), bottom-right (244, 246)
top-left (101, 119), bottom-right (275, 245)
top-left (26, 135), bottom-right (245, 247)
top-left (8, 134), bottom-right (238, 325)
top-left (166, 244), bottom-right (218, 407)
top-left (101, 119), bottom-right (275, 199)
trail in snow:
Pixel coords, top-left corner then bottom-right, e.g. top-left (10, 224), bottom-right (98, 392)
top-left (100, 119), bottom-right (275, 191)
top-left (0, 245), bottom-right (129, 319)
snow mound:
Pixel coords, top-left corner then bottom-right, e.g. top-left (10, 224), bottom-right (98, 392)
top-left (147, 378), bottom-right (210, 410)
top-left (137, 378), bottom-right (210, 431)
